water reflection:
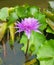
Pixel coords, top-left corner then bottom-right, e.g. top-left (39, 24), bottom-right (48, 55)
top-left (0, 41), bottom-right (25, 65)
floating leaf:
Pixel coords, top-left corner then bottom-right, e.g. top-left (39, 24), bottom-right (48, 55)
top-left (37, 39), bottom-right (54, 65)
top-left (8, 7), bottom-right (14, 13)
top-left (46, 18), bottom-right (54, 30)
top-left (40, 58), bottom-right (54, 65)
top-left (44, 10), bottom-right (54, 21)
top-left (0, 7), bottom-right (9, 21)
top-left (15, 6), bottom-right (28, 18)
top-left (8, 11), bottom-right (18, 24)
top-left (46, 27), bottom-right (54, 34)
top-left (28, 6), bottom-right (39, 16)
top-left (34, 13), bottom-right (47, 30)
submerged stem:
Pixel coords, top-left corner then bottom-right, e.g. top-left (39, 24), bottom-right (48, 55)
top-left (2, 40), bottom-right (7, 57)
top-left (7, 30), bottom-right (9, 41)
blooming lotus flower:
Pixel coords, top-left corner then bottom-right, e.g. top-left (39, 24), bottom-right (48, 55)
top-left (15, 17), bottom-right (40, 39)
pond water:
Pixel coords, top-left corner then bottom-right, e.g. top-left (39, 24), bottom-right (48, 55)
top-left (0, 0), bottom-right (53, 65)
top-left (0, 41), bottom-right (25, 65)
top-left (0, 0), bottom-right (50, 8)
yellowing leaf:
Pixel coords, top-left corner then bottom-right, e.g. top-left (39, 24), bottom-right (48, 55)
top-left (9, 23), bottom-right (15, 45)
top-left (24, 58), bottom-right (36, 65)
top-left (44, 10), bottom-right (54, 21)
top-left (0, 23), bottom-right (7, 41)
top-left (8, 7), bottom-right (14, 13)
top-left (46, 19), bottom-right (54, 30)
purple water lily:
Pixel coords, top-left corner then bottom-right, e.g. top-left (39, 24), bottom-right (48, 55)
top-left (15, 17), bottom-right (40, 39)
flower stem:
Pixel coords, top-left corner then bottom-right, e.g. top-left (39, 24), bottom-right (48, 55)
top-left (25, 39), bottom-right (29, 58)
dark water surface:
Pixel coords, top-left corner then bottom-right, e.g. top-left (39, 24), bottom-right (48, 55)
top-left (0, 41), bottom-right (25, 65)
top-left (0, 0), bottom-right (49, 9)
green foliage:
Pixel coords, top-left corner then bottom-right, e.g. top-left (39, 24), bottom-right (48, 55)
top-left (15, 6), bottom-right (39, 18)
top-left (0, 7), bottom-right (9, 21)
top-left (44, 10), bottom-right (54, 22)
top-left (46, 18), bottom-right (54, 31)
top-left (46, 27), bottom-right (54, 34)
top-left (34, 13), bottom-right (47, 30)
top-left (0, 5), bottom-right (54, 65)
top-left (37, 39), bottom-right (54, 65)
top-left (40, 58), bottom-right (54, 65)
top-left (28, 6), bottom-right (39, 16)
top-left (28, 6), bottom-right (47, 31)
top-left (20, 31), bottom-right (46, 54)
top-left (8, 11), bottom-right (18, 24)
top-left (15, 6), bottom-right (29, 18)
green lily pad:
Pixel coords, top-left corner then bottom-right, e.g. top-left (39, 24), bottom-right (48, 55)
top-left (37, 39), bottom-right (54, 65)
top-left (0, 7), bottom-right (9, 21)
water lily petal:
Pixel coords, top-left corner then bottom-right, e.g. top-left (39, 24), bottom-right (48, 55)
top-left (25, 31), bottom-right (31, 39)
top-left (15, 17), bottom-right (41, 39)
